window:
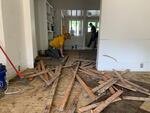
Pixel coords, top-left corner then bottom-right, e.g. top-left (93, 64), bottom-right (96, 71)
top-left (62, 10), bottom-right (83, 17)
top-left (88, 21), bottom-right (99, 32)
top-left (88, 22), bottom-right (96, 32)
top-left (97, 22), bottom-right (100, 31)
top-left (69, 20), bottom-right (83, 36)
top-left (87, 10), bottom-right (100, 17)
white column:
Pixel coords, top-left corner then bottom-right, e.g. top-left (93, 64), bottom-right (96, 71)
top-left (0, 0), bottom-right (6, 64)
top-left (22, 0), bottom-right (37, 68)
top-left (37, 0), bottom-right (48, 51)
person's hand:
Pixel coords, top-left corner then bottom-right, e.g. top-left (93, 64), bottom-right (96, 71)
top-left (61, 54), bottom-right (65, 58)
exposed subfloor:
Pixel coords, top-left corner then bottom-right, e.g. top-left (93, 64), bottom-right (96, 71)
top-left (0, 50), bottom-right (150, 113)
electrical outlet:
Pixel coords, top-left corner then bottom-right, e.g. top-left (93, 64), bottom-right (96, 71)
top-left (140, 63), bottom-right (144, 68)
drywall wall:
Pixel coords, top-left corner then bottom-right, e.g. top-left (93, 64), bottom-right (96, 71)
top-left (49, 0), bottom-right (100, 10)
top-left (34, 0), bottom-right (40, 51)
top-left (0, 0), bottom-right (37, 80)
top-left (54, 9), bottom-right (62, 35)
top-left (30, 0), bottom-right (38, 59)
top-left (97, 0), bottom-right (150, 71)
top-left (1, 0), bottom-right (27, 79)
top-left (34, 0), bottom-right (48, 51)
top-left (22, 0), bottom-right (37, 67)
top-left (0, 0), bottom-right (6, 64)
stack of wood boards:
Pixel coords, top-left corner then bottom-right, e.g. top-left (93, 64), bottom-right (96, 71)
top-left (23, 57), bottom-right (150, 113)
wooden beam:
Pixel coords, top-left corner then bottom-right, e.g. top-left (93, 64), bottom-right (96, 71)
top-left (61, 56), bottom-right (69, 65)
top-left (78, 98), bottom-right (122, 113)
top-left (45, 72), bottom-right (61, 88)
top-left (92, 78), bottom-right (118, 93)
top-left (47, 71), bottom-right (53, 78)
top-left (43, 65), bottom-right (62, 113)
top-left (124, 79), bottom-right (149, 93)
top-left (59, 62), bottom-right (80, 111)
top-left (103, 73), bottom-right (116, 94)
top-left (80, 62), bottom-right (93, 68)
top-left (79, 103), bottom-right (100, 113)
top-left (25, 70), bottom-right (48, 78)
top-left (36, 62), bottom-right (49, 85)
top-left (123, 96), bottom-right (150, 101)
top-left (88, 69), bottom-right (101, 75)
top-left (79, 68), bottom-right (101, 78)
top-left (83, 65), bottom-right (95, 69)
top-left (92, 90), bottom-right (123, 113)
top-left (115, 80), bottom-right (150, 96)
top-left (97, 78), bottom-right (118, 94)
top-left (113, 69), bottom-right (126, 85)
top-left (98, 80), bottom-right (105, 85)
top-left (67, 89), bottom-right (81, 113)
top-left (23, 71), bottom-right (36, 75)
top-left (40, 60), bottom-right (49, 80)
top-left (76, 74), bottom-right (97, 101)
top-left (140, 96), bottom-right (150, 112)
top-left (49, 64), bottom-right (75, 71)
top-left (115, 82), bottom-right (137, 92)
top-left (113, 70), bottom-right (150, 95)
top-left (75, 59), bottom-right (95, 63)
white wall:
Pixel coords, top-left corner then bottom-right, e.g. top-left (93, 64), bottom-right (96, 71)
top-left (1, 0), bottom-right (27, 79)
top-left (34, 0), bottom-right (40, 51)
top-left (0, 0), bottom-right (6, 64)
top-left (22, 0), bottom-right (37, 67)
top-left (0, 0), bottom-right (37, 80)
top-left (34, 0), bottom-right (48, 51)
top-left (97, 0), bottom-right (150, 71)
top-left (54, 9), bottom-right (62, 35)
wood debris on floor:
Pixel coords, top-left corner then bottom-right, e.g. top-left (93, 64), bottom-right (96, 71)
top-left (0, 50), bottom-right (150, 113)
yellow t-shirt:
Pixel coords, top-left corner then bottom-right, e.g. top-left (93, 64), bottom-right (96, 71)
top-left (50, 35), bottom-right (65, 49)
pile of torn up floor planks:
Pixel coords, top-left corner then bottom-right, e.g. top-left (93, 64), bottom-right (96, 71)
top-left (23, 57), bottom-right (150, 113)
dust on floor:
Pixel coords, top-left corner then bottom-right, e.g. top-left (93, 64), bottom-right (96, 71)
top-left (0, 50), bottom-right (150, 113)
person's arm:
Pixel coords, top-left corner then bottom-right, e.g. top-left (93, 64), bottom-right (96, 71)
top-left (59, 45), bottom-right (64, 57)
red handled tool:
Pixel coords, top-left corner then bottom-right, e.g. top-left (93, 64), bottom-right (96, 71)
top-left (0, 45), bottom-right (24, 78)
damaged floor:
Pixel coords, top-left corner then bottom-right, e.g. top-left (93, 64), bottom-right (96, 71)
top-left (0, 50), bottom-right (150, 113)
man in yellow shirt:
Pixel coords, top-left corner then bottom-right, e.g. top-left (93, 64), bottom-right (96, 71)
top-left (47, 33), bottom-right (70, 58)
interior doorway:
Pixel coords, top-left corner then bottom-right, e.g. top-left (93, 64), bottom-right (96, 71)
top-left (85, 20), bottom-right (99, 48)
top-left (61, 9), bottom-right (100, 50)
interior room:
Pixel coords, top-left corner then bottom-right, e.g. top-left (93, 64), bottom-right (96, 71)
top-left (0, 0), bottom-right (150, 113)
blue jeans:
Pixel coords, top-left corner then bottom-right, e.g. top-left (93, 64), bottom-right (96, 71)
top-left (46, 46), bottom-right (60, 58)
